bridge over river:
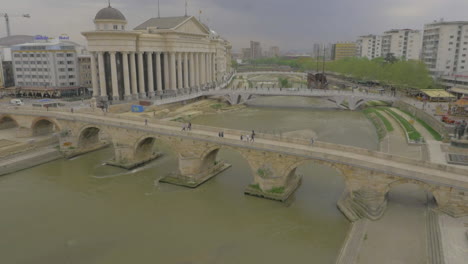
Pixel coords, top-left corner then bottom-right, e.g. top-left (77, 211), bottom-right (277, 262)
top-left (1, 108), bottom-right (467, 221)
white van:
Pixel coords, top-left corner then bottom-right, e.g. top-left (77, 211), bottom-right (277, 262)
top-left (10, 99), bottom-right (24, 106)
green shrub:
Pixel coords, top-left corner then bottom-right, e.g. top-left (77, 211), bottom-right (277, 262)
top-left (384, 108), bottom-right (422, 141)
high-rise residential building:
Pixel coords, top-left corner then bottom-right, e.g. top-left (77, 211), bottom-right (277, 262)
top-left (11, 38), bottom-right (80, 88)
top-left (78, 55), bottom-right (92, 90)
top-left (421, 20), bottom-right (468, 77)
top-left (250, 41), bottom-right (262, 59)
top-left (356, 34), bottom-right (382, 59)
top-left (242, 48), bottom-right (251, 60)
top-left (269, 46), bottom-right (280, 57)
top-left (381, 29), bottom-right (422, 60)
top-left (312, 43), bottom-right (322, 58)
top-left (332, 42), bottom-right (357, 60)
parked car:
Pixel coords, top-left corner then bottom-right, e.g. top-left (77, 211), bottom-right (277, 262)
top-left (9, 99), bottom-right (24, 106)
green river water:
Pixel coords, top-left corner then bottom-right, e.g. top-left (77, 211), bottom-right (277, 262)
top-left (0, 97), bottom-right (379, 264)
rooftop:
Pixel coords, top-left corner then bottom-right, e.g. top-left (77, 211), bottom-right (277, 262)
top-left (134, 16), bottom-right (191, 30)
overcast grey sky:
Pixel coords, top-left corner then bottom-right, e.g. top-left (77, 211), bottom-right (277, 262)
top-left (2, 0), bottom-right (468, 52)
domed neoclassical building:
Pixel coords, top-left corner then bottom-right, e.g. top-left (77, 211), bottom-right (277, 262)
top-left (82, 4), bottom-right (232, 101)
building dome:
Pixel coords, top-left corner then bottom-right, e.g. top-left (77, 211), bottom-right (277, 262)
top-left (94, 6), bottom-right (126, 21)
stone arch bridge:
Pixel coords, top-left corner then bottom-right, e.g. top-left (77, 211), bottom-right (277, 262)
top-left (208, 88), bottom-right (397, 110)
top-left (1, 109), bottom-right (468, 222)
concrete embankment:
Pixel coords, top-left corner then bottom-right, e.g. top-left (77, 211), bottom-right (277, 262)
top-left (0, 147), bottom-right (62, 176)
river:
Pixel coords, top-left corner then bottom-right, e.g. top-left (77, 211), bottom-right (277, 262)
top-left (0, 97), bottom-right (379, 264)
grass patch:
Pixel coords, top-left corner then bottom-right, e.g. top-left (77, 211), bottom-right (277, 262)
top-left (268, 186), bottom-right (285, 194)
top-left (171, 117), bottom-right (186, 122)
top-left (384, 108), bottom-right (423, 141)
top-left (363, 108), bottom-right (394, 132)
top-left (398, 109), bottom-right (442, 141)
top-left (210, 103), bottom-right (224, 110)
top-left (249, 184), bottom-right (261, 190)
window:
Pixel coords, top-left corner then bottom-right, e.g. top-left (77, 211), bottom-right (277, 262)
top-left (29, 54), bottom-right (34, 57)
top-left (15, 61), bottom-right (21, 64)
top-left (31, 68), bottom-right (36, 71)
top-left (58, 61), bottom-right (65, 65)
top-left (57, 53), bottom-right (64, 57)
top-left (68, 75), bottom-right (75, 78)
top-left (59, 75), bottom-right (66, 79)
top-left (22, 54), bottom-right (28, 57)
top-left (69, 82), bottom-right (75, 86)
top-left (449, 42), bottom-right (454, 45)
top-left (42, 54), bottom-right (47, 57)
top-left (17, 75), bottom-right (23, 78)
top-left (113, 25), bottom-right (118, 30)
top-left (37, 61), bottom-right (42, 65)
top-left (67, 61), bottom-right (73, 65)
top-left (16, 68), bottom-right (22, 71)
top-left (68, 68), bottom-right (74, 71)
top-left (23, 61), bottom-right (29, 64)
top-left (14, 54), bottom-right (20, 58)
top-left (121, 25), bottom-right (124, 30)
top-left (66, 53), bottom-right (74, 57)
top-left (450, 35), bottom-right (454, 38)
top-left (59, 68), bottom-right (66, 72)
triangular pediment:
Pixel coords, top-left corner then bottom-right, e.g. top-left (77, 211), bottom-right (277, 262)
top-left (173, 17), bottom-right (210, 35)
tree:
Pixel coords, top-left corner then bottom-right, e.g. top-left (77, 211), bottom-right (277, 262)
top-left (384, 53), bottom-right (398, 64)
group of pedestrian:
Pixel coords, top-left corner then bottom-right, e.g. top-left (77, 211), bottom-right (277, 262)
top-left (240, 130), bottom-right (256, 142)
top-left (218, 131), bottom-right (225, 137)
top-left (182, 122), bottom-right (192, 131)
top-left (454, 120), bottom-right (467, 140)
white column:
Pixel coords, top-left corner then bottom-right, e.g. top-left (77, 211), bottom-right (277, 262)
top-left (130, 52), bottom-right (138, 99)
top-left (156, 52), bottom-right (162, 94)
top-left (164, 52), bottom-right (170, 92)
top-left (170, 52), bottom-right (177, 90)
top-left (147, 52), bottom-right (154, 98)
top-left (183, 52), bottom-right (189, 89)
top-left (122, 52), bottom-right (131, 100)
top-left (177, 52), bottom-right (183, 90)
top-left (200, 53), bottom-right (206, 85)
top-left (212, 53), bottom-right (216, 82)
top-left (138, 52), bottom-right (146, 98)
top-left (110, 52), bottom-right (119, 101)
top-left (90, 52), bottom-right (99, 98)
top-left (189, 52), bottom-right (195, 87)
top-left (207, 53), bottom-right (212, 83)
top-left (97, 52), bottom-right (107, 98)
top-left (194, 52), bottom-right (199, 86)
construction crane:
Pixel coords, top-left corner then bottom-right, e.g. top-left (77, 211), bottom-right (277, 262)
top-left (0, 13), bottom-right (31, 37)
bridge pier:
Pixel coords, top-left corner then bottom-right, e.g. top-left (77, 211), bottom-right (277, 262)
top-left (160, 140), bottom-right (231, 188)
top-left (243, 150), bottom-right (305, 202)
top-left (106, 137), bottom-right (162, 170)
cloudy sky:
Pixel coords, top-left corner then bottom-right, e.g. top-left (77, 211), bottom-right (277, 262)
top-left (2, 0), bottom-right (468, 52)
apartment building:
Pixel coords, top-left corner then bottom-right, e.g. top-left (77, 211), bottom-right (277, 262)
top-left (422, 21), bottom-right (468, 77)
top-left (382, 29), bottom-right (422, 60)
top-left (11, 38), bottom-right (80, 88)
top-left (356, 34), bottom-right (382, 59)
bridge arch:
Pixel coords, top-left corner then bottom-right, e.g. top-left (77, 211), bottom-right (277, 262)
top-left (133, 136), bottom-right (159, 161)
top-left (31, 117), bottom-right (60, 136)
top-left (0, 115), bottom-right (19, 129)
top-left (77, 126), bottom-right (103, 149)
top-left (387, 179), bottom-right (441, 205)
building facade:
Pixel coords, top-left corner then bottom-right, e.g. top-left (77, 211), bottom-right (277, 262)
top-left (250, 41), bottom-right (262, 59)
top-left (422, 21), bottom-right (468, 77)
top-left (332, 42), bottom-right (357, 60)
top-left (381, 29), bottom-right (421, 60)
top-left (357, 34), bottom-right (382, 59)
top-left (78, 55), bottom-right (92, 90)
top-left (82, 5), bottom-right (232, 101)
top-left (11, 40), bottom-right (80, 88)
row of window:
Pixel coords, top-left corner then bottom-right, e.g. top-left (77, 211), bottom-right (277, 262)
top-left (16, 68), bottom-right (50, 72)
top-left (57, 61), bottom-right (75, 65)
top-left (14, 53), bottom-right (74, 58)
top-left (17, 75), bottom-right (50, 79)
top-left (15, 61), bottom-right (49, 65)
top-left (58, 68), bottom-right (75, 72)
top-left (17, 81), bottom-right (75, 86)
top-left (17, 82), bottom-right (51, 86)
top-left (58, 75), bottom-right (75, 79)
